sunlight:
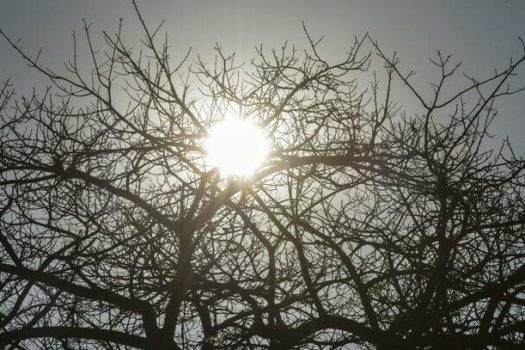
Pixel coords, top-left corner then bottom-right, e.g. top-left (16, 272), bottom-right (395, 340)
top-left (204, 116), bottom-right (269, 178)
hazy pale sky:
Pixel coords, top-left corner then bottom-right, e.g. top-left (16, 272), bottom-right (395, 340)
top-left (1, 0), bottom-right (524, 147)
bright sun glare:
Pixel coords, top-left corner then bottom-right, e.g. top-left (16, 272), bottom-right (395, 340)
top-left (204, 117), bottom-right (269, 178)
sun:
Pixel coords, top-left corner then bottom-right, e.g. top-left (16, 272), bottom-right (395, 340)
top-left (204, 117), bottom-right (269, 178)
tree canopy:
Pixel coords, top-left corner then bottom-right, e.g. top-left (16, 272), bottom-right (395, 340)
top-left (1, 3), bottom-right (525, 349)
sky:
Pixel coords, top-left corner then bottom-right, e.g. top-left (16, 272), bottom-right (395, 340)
top-left (1, 0), bottom-right (524, 148)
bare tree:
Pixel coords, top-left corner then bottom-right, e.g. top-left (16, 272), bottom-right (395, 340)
top-left (1, 3), bottom-right (525, 349)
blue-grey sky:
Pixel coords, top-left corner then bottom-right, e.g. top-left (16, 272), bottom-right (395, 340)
top-left (1, 0), bottom-right (524, 147)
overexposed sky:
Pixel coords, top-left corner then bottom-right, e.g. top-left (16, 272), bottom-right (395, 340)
top-left (1, 0), bottom-right (524, 146)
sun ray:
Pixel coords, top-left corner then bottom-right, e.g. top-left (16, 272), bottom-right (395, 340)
top-left (204, 117), bottom-right (269, 178)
